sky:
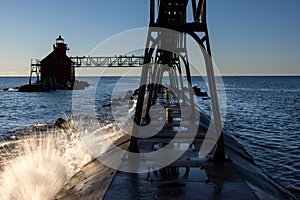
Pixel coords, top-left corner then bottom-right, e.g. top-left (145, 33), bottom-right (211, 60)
top-left (0, 0), bottom-right (299, 76)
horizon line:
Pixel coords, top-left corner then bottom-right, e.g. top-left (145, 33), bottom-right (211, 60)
top-left (1, 74), bottom-right (300, 77)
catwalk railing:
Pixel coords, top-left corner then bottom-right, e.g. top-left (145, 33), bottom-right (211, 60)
top-left (30, 56), bottom-right (146, 69)
top-left (70, 56), bottom-right (145, 68)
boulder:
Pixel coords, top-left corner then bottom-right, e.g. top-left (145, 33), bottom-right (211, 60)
top-left (53, 118), bottom-right (74, 129)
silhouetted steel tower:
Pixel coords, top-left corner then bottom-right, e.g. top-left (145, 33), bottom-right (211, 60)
top-left (130, 0), bottom-right (225, 161)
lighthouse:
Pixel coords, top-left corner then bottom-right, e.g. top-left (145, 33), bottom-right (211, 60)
top-left (39, 35), bottom-right (75, 90)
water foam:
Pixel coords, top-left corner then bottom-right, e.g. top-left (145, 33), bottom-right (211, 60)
top-left (0, 137), bottom-right (67, 200)
top-left (0, 125), bottom-right (93, 200)
top-left (0, 114), bottom-right (131, 200)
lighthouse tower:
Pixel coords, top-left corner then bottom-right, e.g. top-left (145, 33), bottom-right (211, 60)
top-left (54, 35), bottom-right (68, 52)
top-left (40, 35), bottom-right (74, 90)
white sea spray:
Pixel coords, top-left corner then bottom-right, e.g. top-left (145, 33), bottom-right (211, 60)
top-left (0, 123), bottom-right (92, 200)
top-left (0, 115), bottom-right (130, 200)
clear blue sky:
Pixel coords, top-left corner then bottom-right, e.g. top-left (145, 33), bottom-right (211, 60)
top-left (0, 0), bottom-right (299, 76)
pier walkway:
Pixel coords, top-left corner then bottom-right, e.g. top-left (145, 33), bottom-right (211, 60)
top-left (102, 92), bottom-right (259, 200)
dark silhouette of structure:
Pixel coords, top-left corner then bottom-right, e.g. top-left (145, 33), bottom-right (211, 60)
top-left (23, 35), bottom-right (147, 92)
top-left (39, 35), bottom-right (75, 90)
top-left (129, 0), bottom-right (225, 161)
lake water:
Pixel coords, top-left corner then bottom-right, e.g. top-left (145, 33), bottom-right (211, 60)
top-left (0, 76), bottom-right (299, 198)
